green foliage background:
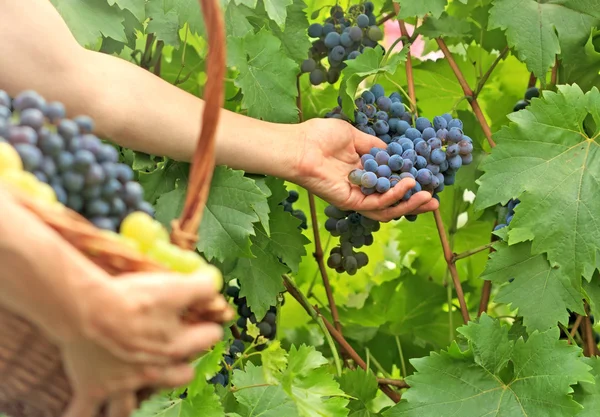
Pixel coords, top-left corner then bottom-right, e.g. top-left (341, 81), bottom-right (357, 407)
top-left (44, 0), bottom-right (600, 415)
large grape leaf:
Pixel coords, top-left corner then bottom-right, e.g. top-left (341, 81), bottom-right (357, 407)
top-left (562, 33), bottom-right (600, 94)
top-left (108, 0), bottom-right (145, 21)
top-left (146, 1), bottom-right (181, 46)
top-left (268, 0), bottom-right (312, 64)
top-left (393, 0), bottom-right (447, 19)
top-left (51, 0), bottom-right (127, 46)
top-left (228, 231), bottom-right (288, 318)
top-left (481, 241), bottom-right (585, 332)
top-left (475, 85), bottom-right (600, 281)
top-left (264, 0), bottom-right (293, 27)
top-left (188, 341), bottom-right (227, 396)
top-left (488, 0), bottom-right (600, 79)
top-left (338, 368), bottom-right (380, 417)
top-left (385, 315), bottom-right (593, 417)
top-left (281, 345), bottom-right (350, 417)
top-left (227, 29), bottom-right (299, 123)
top-left (138, 160), bottom-right (189, 204)
top-left (573, 357), bottom-right (600, 416)
top-left (133, 385), bottom-right (221, 417)
top-left (155, 166), bottom-right (269, 262)
top-left (232, 363), bottom-right (299, 417)
top-left (340, 47), bottom-right (406, 120)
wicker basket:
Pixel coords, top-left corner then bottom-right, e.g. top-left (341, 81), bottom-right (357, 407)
top-left (0, 0), bottom-right (227, 416)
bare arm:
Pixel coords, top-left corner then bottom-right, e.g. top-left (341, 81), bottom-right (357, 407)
top-left (0, 0), bottom-right (299, 179)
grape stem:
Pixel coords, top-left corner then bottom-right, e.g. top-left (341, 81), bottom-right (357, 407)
top-left (568, 314), bottom-right (583, 345)
top-left (433, 209), bottom-right (470, 324)
top-left (528, 72), bottom-right (537, 89)
top-left (282, 275), bottom-right (401, 402)
top-left (376, 12), bottom-right (396, 26)
top-left (453, 242), bottom-right (495, 261)
top-left (435, 37), bottom-right (496, 149)
top-left (393, 7), bottom-right (417, 117)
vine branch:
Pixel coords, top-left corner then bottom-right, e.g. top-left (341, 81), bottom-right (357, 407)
top-left (282, 275), bottom-right (401, 403)
top-left (528, 73), bottom-right (537, 89)
top-left (433, 210), bottom-right (470, 324)
top-left (569, 314), bottom-right (583, 345)
top-left (435, 37), bottom-right (496, 148)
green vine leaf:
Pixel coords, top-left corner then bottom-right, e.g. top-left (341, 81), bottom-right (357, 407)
top-left (268, 0), bottom-right (312, 64)
top-left (228, 29), bottom-right (299, 123)
top-left (146, 1), bottom-right (181, 46)
top-left (476, 85), bottom-right (600, 281)
top-left (573, 357), bottom-right (600, 416)
top-left (261, 340), bottom-right (289, 384)
top-left (338, 368), bottom-right (380, 417)
top-left (393, 0), bottom-right (447, 19)
top-left (481, 241), bottom-right (585, 332)
top-left (155, 166), bottom-right (269, 262)
top-left (340, 46), bottom-right (407, 120)
top-left (282, 345), bottom-right (350, 417)
top-left (188, 341), bottom-right (227, 397)
top-left (108, 0), bottom-right (145, 21)
top-left (264, 0), bottom-right (293, 27)
top-left (138, 160), bottom-right (189, 204)
top-left (232, 363), bottom-right (299, 416)
top-left (489, 0), bottom-right (600, 79)
top-left (51, 0), bottom-right (126, 46)
top-left (385, 315), bottom-right (593, 417)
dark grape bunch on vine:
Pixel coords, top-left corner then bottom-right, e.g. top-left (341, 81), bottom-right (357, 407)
top-left (324, 206), bottom-right (376, 274)
top-left (281, 190), bottom-right (308, 229)
top-left (301, 1), bottom-right (383, 85)
top-left (322, 84), bottom-right (473, 274)
top-left (513, 86), bottom-right (540, 112)
top-left (208, 339), bottom-right (245, 387)
top-left (494, 198), bottom-right (520, 231)
top-left (0, 89), bottom-right (153, 232)
top-left (226, 283), bottom-right (278, 349)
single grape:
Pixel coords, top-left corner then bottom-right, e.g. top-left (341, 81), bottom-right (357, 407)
top-left (301, 59), bottom-right (316, 73)
top-left (400, 159), bottom-right (413, 172)
top-left (364, 158), bottom-right (378, 172)
top-left (57, 119), bottom-right (79, 140)
top-left (364, 104), bottom-right (376, 118)
top-left (348, 50), bottom-right (361, 60)
top-left (44, 102), bottom-right (66, 122)
top-left (421, 127), bottom-right (436, 140)
top-left (122, 181), bottom-right (144, 206)
top-left (357, 14), bottom-right (369, 28)
top-left (324, 32), bottom-right (341, 48)
top-left (448, 127), bottom-right (463, 143)
top-left (19, 108), bottom-right (45, 130)
top-left (308, 23), bottom-right (323, 37)
top-left (446, 143), bottom-right (459, 157)
top-left (322, 23), bottom-right (335, 35)
top-left (448, 154), bottom-right (462, 170)
top-left (461, 153), bottom-right (473, 165)
top-left (367, 26), bottom-right (383, 42)
top-left (376, 96), bottom-right (392, 112)
top-left (405, 128), bottom-right (421, 140)
top-left (396, 120), bottom-right (410, 135)
top-left (348, 169), bottom-right (364, 185)
top-left (361, 90), bottom-right (375, 104)
top-left (458, 140), bottom-right (473, 155)
top-left (415, 117), bottom-right (432, 132)
top-left (349, 26), bottom-right (363, 41)
top-left (373, 120), bottom-right (389, 135)
top-left (63, 171), bottom-right (85, 193)
top-left (524, 87), bottom-right (540, 101)
top-left (361, 171), bottom-right (377, 188)
top-left (85, 163), bottom-right (106, 186)
top-left (433, 115), bottom-right (447, 130)
top-left (73, 149), bottom-right (95, 173)
top-left (401, 149), bottom-right (416, 164)
top-left (448, 118), bottom-right (463, 130)
top-left (375, 177), bottom-right (390, 193)
top-left (9, 125), bottom-right (37, 145)
top-left (13, 90), bottom-right (45, 111)
top-left (436, 128), bottom-right (448, 140)
top-left (343, 256), bottom-right (358, 275)
top-left (513, 100), bottom-right (528, 112)
top-left (426, 164), bottom-right (440, 175)
top-left (370, 84), bottom-right (385, 99)
top-left (329, 45), bottom-right (345, 61)
top-left (388, 154), bottom-right (404, 171)
top-left (361, 153), bottom-right (374, 164)
top-left (309, 69), bottom-right (326, 85)
top-left (430, 148), bottom-right (446, 164)
top-left (375, 150), bottom-right (390, 165)
top-left (415, 168), bottom-right (433, 185)
top-left (387, 142), bottom-right (403, 156)
top-left (14, 143), bottom-right (43, 171)
top-left (74, 115), bottom-right (95, 133)
top-left (442, 113), bottom-right (453, 123)
top-left (415, 155), bottom-right (427, 169)
top-left (376, 164), bottom-right (392, 178)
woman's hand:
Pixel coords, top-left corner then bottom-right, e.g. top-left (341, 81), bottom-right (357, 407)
top-left (292, 118), bottom-right (439, 222)
top-left (60, 270), bottom-right (233, 417)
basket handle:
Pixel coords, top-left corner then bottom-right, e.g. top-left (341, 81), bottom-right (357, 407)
top-left (170, 0), bottom-right (226, 250)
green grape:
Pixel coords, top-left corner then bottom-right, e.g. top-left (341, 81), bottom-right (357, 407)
top-left (120, 211), bottom-right (169, 252)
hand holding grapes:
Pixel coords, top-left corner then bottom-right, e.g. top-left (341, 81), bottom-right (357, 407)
top-left (294, 118), bottom-right (439, 222)
top-left (60, 270), bottom-right (232, 417)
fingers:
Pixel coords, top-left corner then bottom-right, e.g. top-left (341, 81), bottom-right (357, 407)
top-left (107, 393), bottom-right (136, 417)
top-left (140, 363), bottom-right (196, 389)
top-left (407, 198), bottom-right (439, 215)
top-left (166, 323), bottom-right (224, 360)
top-left (353, 131), bottom-right (387, 155)
top-left (350, 178), bottom-right (416, 211)
top-left (359, 191), bottom-right (436, 222)
top-left (63, 394), bottom-right (100, 417)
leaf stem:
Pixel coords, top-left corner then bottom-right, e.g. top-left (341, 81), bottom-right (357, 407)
top-left (435, 37), bottom-right (496, 148)
top-left (433, 209), bottom-right (470, 324)
top-left (283, 275), bottom-right (401, 402)
top-left (453, 242), bottom-right (495, 261)
top-left (367, 349), bottom-right (392, 378)
top-left (282, 275), bottom-right (343, 376)
top-left (395, 335), bottom-right (407, 378)
top-left (474, 46), bottom-right (509, 97)
top-left (229, 383), bottom-right (272, 393)
top-left (569, 314), bottom-right (584, 344)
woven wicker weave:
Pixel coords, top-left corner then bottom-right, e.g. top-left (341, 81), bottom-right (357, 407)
top-left (0, 0), bottom-right (226, 415)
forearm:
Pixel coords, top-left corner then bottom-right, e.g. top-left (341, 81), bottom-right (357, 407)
top-left (0, 0), bottom-right (302, 181)
top-left (0, 189), bottom-right (108, 343)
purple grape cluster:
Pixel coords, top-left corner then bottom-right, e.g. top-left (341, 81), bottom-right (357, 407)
top-left (324, 206), bottom-right (377, 275)
top-left (0, 89), bottom-right (153, 231)
top-left (226, 284), bottom-right (278, 348)
top-left (208, 339), bottom-right (245, 387)
top-left (513, 87), bottom-right (540, 112)
top-left (282, 190), bottom-right (308, 229)
top-left (302, 2), bottom-right (383, 85)
top-left (494, 198), bottom-right (519, 231)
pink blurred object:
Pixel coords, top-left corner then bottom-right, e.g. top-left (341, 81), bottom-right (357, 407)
top-left (383, 20), bottom-right (443, 61)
